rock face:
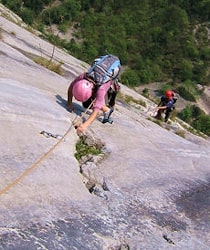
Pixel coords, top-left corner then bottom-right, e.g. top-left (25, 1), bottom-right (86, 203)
top-left (0, 5), bottom-right (210, 249)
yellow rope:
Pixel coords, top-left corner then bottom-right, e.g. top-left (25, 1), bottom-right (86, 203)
top-left (0, 123), bottom-right (73, 196)
top-left (0, 100), bottom-right (95, 196)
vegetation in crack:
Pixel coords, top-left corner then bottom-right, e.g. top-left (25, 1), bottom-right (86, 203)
top-left (74, 135), bottom-right (103, 161)
top-left (117, 91), bottom-right (146, 108)
top-left (33, 56), bottom-right (64, 75)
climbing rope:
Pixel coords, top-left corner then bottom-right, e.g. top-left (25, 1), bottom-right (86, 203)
top-left (0, 100), bottom-right (95, 196)
top-left (145, 104), bottom-right (158, 116)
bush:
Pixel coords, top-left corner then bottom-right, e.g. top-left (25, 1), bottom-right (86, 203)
top-left (75, 137), bottom-right (102, 160)
top-left (178, 104), bottom-right (210, 136)
top-left (192, 115), bottom-right (210, 136)
top-left (33, 57), bottom-right (63, 75)
top-left (176, 80), bottom-right (198, 102)
top-left (191, 105), bottom-right (205, 117)
top-left (121, 68), bottom-right (139, 87)
top-left (178, 59), bottom-right (193, 81)
top-left (178, 105), bottom-right (193, 123)
top-left (200, 47), bottom-right (210, 60)
top-left (177, 86), bottom-right (196, 101)
top-left (142, 88), bottom-right (149, 98)
top-left (21, 8), bottom-right (34, 25)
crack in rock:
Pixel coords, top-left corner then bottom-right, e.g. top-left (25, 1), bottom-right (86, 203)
top-left (77, 132), bottom-right (111, 199)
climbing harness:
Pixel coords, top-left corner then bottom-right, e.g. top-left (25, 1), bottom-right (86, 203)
top-left (0, 99), bottom-right (95, 196)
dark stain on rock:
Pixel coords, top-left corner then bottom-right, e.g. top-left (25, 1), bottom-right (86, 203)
top-left (175, 178), bottom-right (210, 231)
top-left (149, 207), bottom-right (187, 231)
top-left (135, 205), bottom-right (187, 232)
top-left (0, 216), bottom-right (110, 250)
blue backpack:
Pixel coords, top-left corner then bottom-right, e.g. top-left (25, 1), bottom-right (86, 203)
top-left (87, 54), bottom-right (121, 86)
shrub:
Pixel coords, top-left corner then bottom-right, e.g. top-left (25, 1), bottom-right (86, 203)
top-left (121, 69), bottom-right (139, 87)
top-left (192, 115), bottom-right (210, 136)
top-left (177, 86), bottom-right (196, 101)
top-left (33, 57), bottom-right (63, 75)
top-left (176, 80), bottom-right (198, 102)
top-left (178, 104), bottom-right (210, 136)
top-left (142, 88), bottom-right (149, 98)
top-left (200, 47), bottom-right (210, 60)
top-left (178, 59), bottom-right (193, 81)
top-left (20, 8), bottom-right (34, 25)
top-left (178, 105), bottom-right (193, 123)
top-left (75, 137), bottom-right (102, 160)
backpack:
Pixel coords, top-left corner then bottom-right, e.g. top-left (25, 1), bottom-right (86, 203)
top-left (87, 54), bottom-right (121, 86)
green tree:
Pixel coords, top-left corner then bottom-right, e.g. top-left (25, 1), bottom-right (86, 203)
top-left (178, 105), bottom-right (193, 123)
top-left (193, 115), bottom-right (210, 136)
top-left (21, 8), bottom-right (34, 25)
top-left (177, 85), bottom-right (196, 102)
top-left (191, 105), bottom-right (205, 118)
top-left (121, 69), bottom-right (139, 86)
top-left (178, 59), bottom-right (193, 81)
top-left (3, 0), bottom-right (210, 88)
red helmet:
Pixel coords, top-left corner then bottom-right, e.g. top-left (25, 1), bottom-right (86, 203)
top-left (72, 79), bottom-right (93, 102)
top-left (165, 90), bottom-right (174, 99)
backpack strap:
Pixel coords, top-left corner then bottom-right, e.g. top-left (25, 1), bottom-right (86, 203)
top-left (84, 73), bottom-right (96, 85)
top-left (84, 73), bottom-right (100, 94)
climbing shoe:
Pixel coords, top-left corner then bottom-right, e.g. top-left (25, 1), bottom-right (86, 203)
top-left (102, 108), bottom-right (114, 124)
top-left (102, 117), bottom-right (113, 124)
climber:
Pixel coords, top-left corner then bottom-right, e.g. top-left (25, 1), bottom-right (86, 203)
top-left (67, 73), bottom-right (120, 133)
top-left (155, 90), bottom-right (177, 122)
top-left (67, 54), bottom-right (121, 134)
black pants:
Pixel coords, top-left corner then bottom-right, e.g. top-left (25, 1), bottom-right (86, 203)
top-left (82, 88), bottom-right (118, 109)
top-left (106, 88), bottom-right (117, 108)
top-left (156, 108), bottom-right (172, 122)
top-left (82, 97), bottom-right (95, 109)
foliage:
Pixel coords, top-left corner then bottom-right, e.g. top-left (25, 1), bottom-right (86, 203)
top-left (117, 92), bottom-right (146, 107)
top-left (75, 137), bottom-right (102, 160)
top-left (175, 130), bottom-right (185, 138)
top-left (176, 80), bottom-right (199, 102)
top-left (2, 0), bottom-right (210, 89)
top-left (178, 105), bottom-right (193, 123)
top-left (192, 115), bottom-right (210, 136)
top-left (142, 88), bottom-right (149, 98)
top-left (20, 8), bottom-right (34, 25)
top-left (178, 59), bottom-right (193, 81)
top-left (120, 68), bottom-right (139, 87)
top-left (178, 104), bottom-right (210, 135)
top-left (33, 57), bottom-right (63, 75)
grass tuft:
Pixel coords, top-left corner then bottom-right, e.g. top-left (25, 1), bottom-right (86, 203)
top-left (75, 137), bottom-right (102, 161)
top-left (33, 56), bottom-right (63, 75)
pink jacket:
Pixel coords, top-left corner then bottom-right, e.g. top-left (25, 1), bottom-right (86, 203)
top-left (70, 73), bottom-right (112, 111)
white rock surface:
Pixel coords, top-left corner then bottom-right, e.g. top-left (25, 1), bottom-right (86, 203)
top-left (0, 6), bottom-right (210, 249)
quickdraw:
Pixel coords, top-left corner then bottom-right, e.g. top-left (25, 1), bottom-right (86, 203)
top-left (40, 130), bottom-right (64, 140)
top-left (0, 99), bottom-right (95, 196)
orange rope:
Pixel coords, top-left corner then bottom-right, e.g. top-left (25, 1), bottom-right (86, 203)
top-left (0, 124), bottom-right (72, 196)
top-left (0, 100), bottom-right (95, 196)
